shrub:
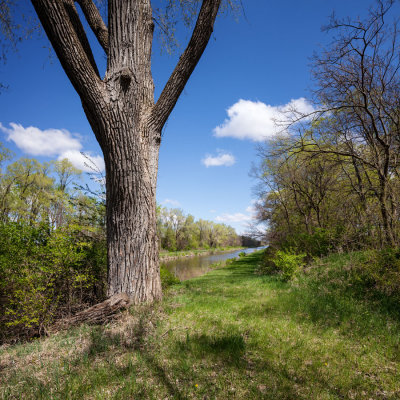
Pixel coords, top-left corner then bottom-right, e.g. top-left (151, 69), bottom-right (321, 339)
top-left (224, 258), bottom-right (235, 267)
top-left (255, 247), bottom-right (279, 275)
top-left (160, 265), bottom-right (180, 289)
top-left (256, 247), bottom-right (305, 281)
top-left (238, 251), bottom-right (246, 258)
top-left (349, 248), bottom-right (400, 305)
top-left (0, 222), bottom-right (107, 342)
top-left (273, 250), bottom-right (306, 281)
top-left (280, 228), bottom-right (335, 258)
top-left (264, 247), bottom-right (279, 272)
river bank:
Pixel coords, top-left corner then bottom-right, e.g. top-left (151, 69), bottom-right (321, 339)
top-left (1, 251), bottom-right (399, 399)
top-left (159, 246), bottom-right (244, 262)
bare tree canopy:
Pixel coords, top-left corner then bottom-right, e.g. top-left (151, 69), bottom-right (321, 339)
top-left (254, 0), bottom-right (400, 252)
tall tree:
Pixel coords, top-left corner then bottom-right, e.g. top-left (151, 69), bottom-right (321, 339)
top-left (29, 0), bottom-right (225, 303)
top-left (307, 0), bottom-right (400, 246)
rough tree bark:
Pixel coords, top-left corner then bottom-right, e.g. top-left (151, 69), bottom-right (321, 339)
top-left (30, 0), bottom-right (222, 304)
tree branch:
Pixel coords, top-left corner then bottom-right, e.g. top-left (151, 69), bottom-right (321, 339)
top-left (31, 0), bottom-right (105, 111)
top-left (151, 0), bottom-right (222, 132)
top-left (64, 0), bottom-right (100, 76)
top-left (75, 0), bottom-right (109, 54)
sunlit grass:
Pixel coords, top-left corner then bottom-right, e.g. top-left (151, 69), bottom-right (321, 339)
top-left (1, 251), bottom-right (399, 399)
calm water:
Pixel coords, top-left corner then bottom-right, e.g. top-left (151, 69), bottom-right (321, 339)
top-left (162, 247), bottom-right (265, 281)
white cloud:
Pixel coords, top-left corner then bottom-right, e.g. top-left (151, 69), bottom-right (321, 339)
top-left (0, 122), bottom-right (104, 172)
top-left (0, 122), bottom-right (82, 156)
top-left (245, 199), bottom-right (259, 214)
top-left (213, 98), bottom-right (315, 142)
top-left (215, 213), bottom-right (252, 223)
top-left (245, 205), bottom-right (255, 213)
top-left (215, 201), bottom-right (259, 230)
top-left (202, 150), bottom-right (236, 167)
top-left (162, 198), bottom-right (181, 207)
top-left (58, 150), bottom-right (105, 173)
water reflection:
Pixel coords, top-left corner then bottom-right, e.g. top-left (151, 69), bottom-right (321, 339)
top-left (162, 247), bottom-right (265, 281)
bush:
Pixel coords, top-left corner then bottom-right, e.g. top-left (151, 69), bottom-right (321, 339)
top-left (160, 265), bottom-right (180, 289)
top-left (273, 250), bottom-right (306, 281)
top-left (238, 251), bottom-right (246, 258)
top-left (349, 248), bottom-right (400, 305)
top-left (256, 247), bottom-right (305, 281)
top-left (280, 228), bottom-right (335, 258)
top-left (0, 222), bottom-right (107, 343)
top-left (224, 258), bottom-right (235, 267)
top-left (255, 247), bottom-right (279, 275)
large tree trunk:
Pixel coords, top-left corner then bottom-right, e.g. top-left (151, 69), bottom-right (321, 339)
top-left (99, 0), bottom-right (162, 303)
top-left (104, 120), bottom-right (162, 303)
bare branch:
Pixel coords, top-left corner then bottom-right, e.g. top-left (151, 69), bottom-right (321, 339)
top-left (75, 0), bottom-right (108, 54)
top-left (30, 0), bottom-right (105, 110)
top-left (150, 0), bottom-right (222, 132)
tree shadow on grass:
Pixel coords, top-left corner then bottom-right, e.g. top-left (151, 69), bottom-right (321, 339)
top-left (175, 330), bottom-right (246, 365)
top-left (248, 356), bottom-right (353, 400)
top-left (87, 315), bottom-right (186, 399)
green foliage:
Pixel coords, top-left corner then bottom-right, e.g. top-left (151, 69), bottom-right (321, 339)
top-left (238, 251), bottom-right (246, 258)
top-left (0, 222), bottom-right (107, 341)
top-left (0, 143), bottom-right (110, 341)
top-left (256, 246), bottom-right (279, 275)
top-left (160, 265), bottom-right (180, 289)
top-left (257, 247), bottom-right (305, 281)
top-left (273, 250), bottom-right (305, 281)
top-left (282, 228), bottom-right (336, 257)
top-left (348, 249), bottom-right (400, 308)
top-left (224, 257), bottom-right (235, 267)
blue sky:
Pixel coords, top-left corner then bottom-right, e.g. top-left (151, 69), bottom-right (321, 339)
top-left (0, 0), bottom-right (373, 233)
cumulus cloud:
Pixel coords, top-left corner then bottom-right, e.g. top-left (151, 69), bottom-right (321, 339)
top-left (0, 122), bottom-right (104, 172)
top-left (202, 150), bottom-right (236, 167)
top-left (162, 198), bottom-right (181, 207)
top-left (213, 98), bottom-right (315, 142)
top-left (215, 201), bottom-right (260, 228)
top-left (215, 213), bottom-right (252, 223)
top-left (58, 150), bottom-right (105, 173)
top-left (245, 200), bottom-right (259, 214)
top-left (0, 123), bottom-right (82, 156)
top-left (245, 205), bottom-right (255, 213)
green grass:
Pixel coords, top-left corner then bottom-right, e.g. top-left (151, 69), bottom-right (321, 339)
top-left (1, 251), bottom-right (399, 399)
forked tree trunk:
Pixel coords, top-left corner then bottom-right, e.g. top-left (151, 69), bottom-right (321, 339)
top-left (31, 0), bottom-right (222, 304)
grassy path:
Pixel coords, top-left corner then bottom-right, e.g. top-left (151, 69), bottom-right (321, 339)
top-left (1, 251), bottom-right (399, 399)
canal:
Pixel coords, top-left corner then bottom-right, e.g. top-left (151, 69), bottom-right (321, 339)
top-left (162, 247), bottom-right (265, 280)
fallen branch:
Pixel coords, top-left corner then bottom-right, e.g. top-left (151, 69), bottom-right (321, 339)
top-left (54, 293), bottom-right (132, 330)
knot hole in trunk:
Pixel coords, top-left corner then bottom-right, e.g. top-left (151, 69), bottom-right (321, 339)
top-left (120, 67), bottom-right (133, 92)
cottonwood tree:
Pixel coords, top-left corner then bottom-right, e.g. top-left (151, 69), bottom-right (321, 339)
top-left (28, 0), bottom-right (231, 304)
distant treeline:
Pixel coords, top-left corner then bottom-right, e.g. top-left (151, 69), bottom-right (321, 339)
top-left (157, 207), bottom-right (242, 251)
top-left (240, 235), bottom-right (261, 248)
